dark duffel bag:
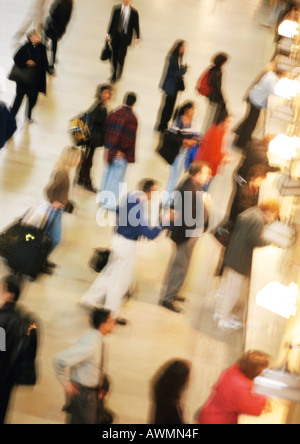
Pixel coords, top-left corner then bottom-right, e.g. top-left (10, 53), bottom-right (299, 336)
top-left (89, 249), bottom-right (110, 273)
top-left (6, 225), bottom-right (52, 279)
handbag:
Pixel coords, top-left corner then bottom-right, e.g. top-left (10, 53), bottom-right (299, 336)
top-left (89, 249), bottom-right (110, 273)
top-left (68, 112), bottom-right (92, 146)
top-left (157, 129), bottom-right (183, 165)
top-left (8, 64), bottom-right (36, 87)
top-left (100, 42), bottom-right (112, 62)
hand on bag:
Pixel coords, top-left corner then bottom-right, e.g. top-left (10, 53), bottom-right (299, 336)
top-left (26, 60), bottom-right (36, 67)
top-left (63, 381), bottom-right (79, 398)
top-left (52, 201), bottom-right (65, 210)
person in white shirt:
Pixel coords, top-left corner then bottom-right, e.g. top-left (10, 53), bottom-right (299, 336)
top-left (106, 0), bottom-right (140, 83)
top-left (53, 309), bottom-right (114, 424)
top-left (234, 67), bottom-right (284, 150)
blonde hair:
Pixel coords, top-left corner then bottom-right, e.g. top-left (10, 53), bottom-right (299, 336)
top-left (259, 199), bottom-right (280, 220)
top-left (55, 146), bottom-right (81, 172)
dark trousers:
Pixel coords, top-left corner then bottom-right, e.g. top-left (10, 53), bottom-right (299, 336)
top-left (158, 93), bottom-right (178, 132)
top-left (0, 380), bottom-right (14, 424)
top-left (111, 32), bottom-right (128, 80)
top-left (160, 238), bottom-right (198, 304)
top-left (68, 386), bottom-right (99, 425)
top-left (11, 85), bottom-right (39, 119)
top-left (235, 103), bottom-right (261, 149)
top-left (78, 145), bottom-right (96, 185)
top-left (49, 37), bottom-right (58, 67)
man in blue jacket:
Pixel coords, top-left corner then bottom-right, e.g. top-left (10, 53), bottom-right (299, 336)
top-left (81, 179), bottom-right (173, 324)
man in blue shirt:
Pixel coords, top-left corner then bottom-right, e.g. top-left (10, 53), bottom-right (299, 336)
top-left (81, 179), bottom-right (173, 324)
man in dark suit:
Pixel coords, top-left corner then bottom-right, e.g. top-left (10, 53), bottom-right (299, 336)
top-left (106, 0), bottom-right (140, 83)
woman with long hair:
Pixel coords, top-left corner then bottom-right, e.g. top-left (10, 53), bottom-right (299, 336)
top-left (77, 84), bottom-right (112, 192)
top-left (162, 101), bottom-right (200, 207)
top-left (150, 359), bottom-right (191, 424)
top-left (157, 40), bottom-right (188, 133)
top-left (43, 146), bottom-right (81, 273)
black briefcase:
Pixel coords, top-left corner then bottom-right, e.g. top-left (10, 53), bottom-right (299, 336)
top-left (100, 42), bottom-right (112, 62)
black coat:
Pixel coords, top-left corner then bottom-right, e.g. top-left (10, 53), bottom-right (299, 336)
top-left (170, 178), bottom-right (205, 245)
top-left (13, 42), bottom-right (49, 94)
top-left (208, 66), bottom-right (225, 104)
top-left (0, 303), bottom-right (23, 383)
top-left (45, 0), bottom-right (73, 40)
top-left (108, 5), bottom-right (140, 46)
top-left (151, 401), bottom-right (184, 425)
top-left (89, 102), bottom-right (108, 149)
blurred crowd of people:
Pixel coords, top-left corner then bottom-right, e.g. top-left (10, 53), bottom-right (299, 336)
top-left (0, 0), bottom-right (298, 426)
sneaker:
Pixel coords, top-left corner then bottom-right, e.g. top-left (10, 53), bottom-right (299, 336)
top-left (218, 318), bottom-right (243, 331)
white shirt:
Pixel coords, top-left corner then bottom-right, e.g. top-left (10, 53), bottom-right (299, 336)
top-left (249, 71), bottom-right (279, 109)
top-left (121, 5), bottom-right (131, 34)
top-left (53, 329), bottom-right (104, 388)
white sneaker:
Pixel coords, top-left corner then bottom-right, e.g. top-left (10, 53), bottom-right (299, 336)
top-left (218, 318), bottom-right (244, 331)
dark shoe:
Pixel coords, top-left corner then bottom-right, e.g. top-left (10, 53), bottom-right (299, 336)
top-left (83, 182), bottom-right (97, 193)
top-left (161, 301), bottom-right (183, 313)
top-left (46, 260), bottom-right (57, 269)
top-left (115, 317), bottom-right (128, 326)
top-left (110, 75), bottom-right (117, 84)
top-left (41, 265), bottom-right (54, 275)
top-left (48, 65), bottom-right (56, 75)
top-left (174, 295), bottom-right (186, 303)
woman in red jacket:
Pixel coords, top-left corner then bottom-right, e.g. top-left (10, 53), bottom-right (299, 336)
top-left (194, 110), bottom-right (231, 179)
top-left (197, 351), bottom-right (271, 424)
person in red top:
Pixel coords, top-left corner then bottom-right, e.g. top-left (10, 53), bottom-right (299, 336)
top-left (194, 110), bottom-right (230, 179)
top-left (197, 350), bottom-right (271, 425)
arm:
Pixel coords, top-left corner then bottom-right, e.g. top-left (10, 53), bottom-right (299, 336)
top-left (167, 55), bottom-right (187, 80)
top-left (14, 44), bottom-right (34, 68)
top-left (234, 382), bottom-right (268, 417)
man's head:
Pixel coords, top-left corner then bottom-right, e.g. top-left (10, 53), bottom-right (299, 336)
top-left (259, 199), bottom-right (280, 225)
top-left (0, 275), bottom-right (21, 308)
top-left (122, 0), bottom-right (131, 6)
top-left (139, 179), bottom-right (157, 201)
top-left (27, 30), bottom-right (41, 45)
top-left (247, 164), bottom-right (268, 191)
top-left (90, 309), bottom-right (114, 336)
top-left (189, 162), bottom-right (212, 188)
top-left (124, 92), bottom-right (137, 108)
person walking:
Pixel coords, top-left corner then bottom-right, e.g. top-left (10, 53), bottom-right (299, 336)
top-left (0, 276), bottom-right (25, 424)
top-left (160, 162), bottom-right (212, 313)
top-left (82, 180), bottom-right (174, 323)
top-left (156, 40), bottom-right (188, 133)
top-left (97, 92), bottom-right (138, 211)
top-left (196, 52), bottom-right (229, 133)
top-left (106, 0), bottom-right (140, 83)
top-left (10, 30), bottom-right (51, 122)
top-left (43, 146), bottom-right (81, 273)
top-left (234, 67), bottom-right (283, 150)
top-left (53, 308), bottom-right (114, 425)
top-left (13, 0), bottom-right (50, 43)
top-left (77, 84), bottom-right (112, 193)
top-left (43, 0), bottom-right (73, 73)
top-left (197, 351), bottom-right (271, 424)
top-left (214, 200), bottom-right (280, 330)
top-left (162, 101), bottom-right (201, 208)
top-left (150, 359), bottom-right (191, 425)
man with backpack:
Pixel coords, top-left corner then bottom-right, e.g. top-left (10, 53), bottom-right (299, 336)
top-left (0, 275), bottom-right (38, 424)
top-left (196, 52), bottom-right (229, 132)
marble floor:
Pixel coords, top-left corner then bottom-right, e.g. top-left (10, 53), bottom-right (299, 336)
top-left (0, 0), bottom-right (299, 424)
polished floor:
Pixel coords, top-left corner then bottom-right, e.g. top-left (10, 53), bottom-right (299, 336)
top-left (0, 0), bottom-right (299, 424)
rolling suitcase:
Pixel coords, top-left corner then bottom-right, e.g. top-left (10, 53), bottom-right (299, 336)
top-left (6, 225), bottom-right (53, 279)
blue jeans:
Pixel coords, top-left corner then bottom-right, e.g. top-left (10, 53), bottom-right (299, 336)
top-left (97, 158), bottom-right (128, 210)
top-left (44, 208), bottom-right (63, 253)
top-left (163, 148), bottom-right (187, 207)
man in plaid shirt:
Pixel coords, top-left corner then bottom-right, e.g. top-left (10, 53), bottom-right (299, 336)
top-left (97, 92), bottom-right (138, 210)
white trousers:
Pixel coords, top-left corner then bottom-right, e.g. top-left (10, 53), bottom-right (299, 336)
top-left (215, 267), bottom-right (248, 320)
top-left (81, 234), bottom-right (137, 316)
